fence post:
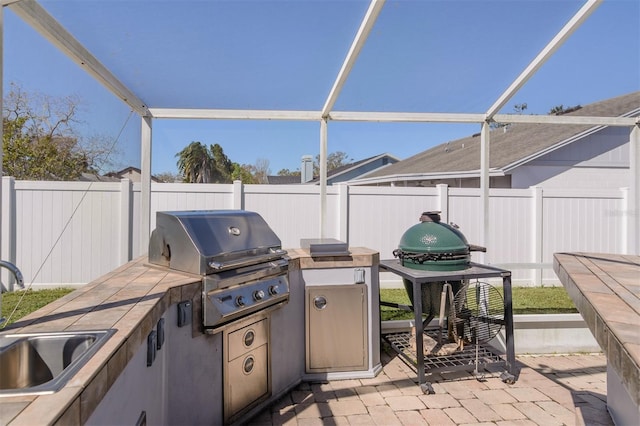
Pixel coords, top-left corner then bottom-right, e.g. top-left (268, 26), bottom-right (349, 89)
top-left (232, 180), bottom-right (244, 210)
top-left (1, 177), bottom-right (16, 290)
top-left (436, 184), bottom-right (449, 222)
top-left (338, 183), bottom-right (349, 243)
top-left (621, 187), bottom-right (629, 254)
top-left (532, 186), bottom-right (543, 285)
top-left (120, 178), bottom-right (132, 264)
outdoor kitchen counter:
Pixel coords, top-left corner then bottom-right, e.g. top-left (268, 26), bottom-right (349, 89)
top-left (287, 246), bottom-right (379, 268)
top-left (553, 252), bottom-right (640, 424)
top-left (0, 256), bottom-right (202, 425)
top-left (0, 248), bottom-right (379, 425)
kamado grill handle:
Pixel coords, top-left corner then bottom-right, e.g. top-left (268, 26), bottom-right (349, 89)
top-left (468, 244), bottom-right (487, 252)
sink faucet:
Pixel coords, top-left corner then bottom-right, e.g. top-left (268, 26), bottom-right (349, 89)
top-left (1, 260), bottom-right (24, 326)
top-left (0, 260), bottom-right (24, 290)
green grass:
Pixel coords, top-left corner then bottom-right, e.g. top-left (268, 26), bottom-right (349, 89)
top-left (2, 286), bottom-right (577, 326)
top-left (380, 286), bottom-right (577, 321)
top-left (1, 288), bottom-right (74, 326)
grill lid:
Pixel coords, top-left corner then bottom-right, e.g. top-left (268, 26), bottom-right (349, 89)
top-left (393, 211), bottom-right (485, 271)
top-left (148, 210), bottom-right (285, 275)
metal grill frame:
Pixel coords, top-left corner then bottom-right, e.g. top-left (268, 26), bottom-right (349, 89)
top-left (383, 329), bottom-right (506, 376)
top-left (379, 259), bottom-right (517, 390)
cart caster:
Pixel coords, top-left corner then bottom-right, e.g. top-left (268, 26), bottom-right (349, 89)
top-left (420, 383), bottom-right (435, 394)
top-left (500, 371), bottom-right (516, 384)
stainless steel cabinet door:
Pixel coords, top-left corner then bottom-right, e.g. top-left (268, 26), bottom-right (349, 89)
top-left (306, 285), bottom-right (368, 372)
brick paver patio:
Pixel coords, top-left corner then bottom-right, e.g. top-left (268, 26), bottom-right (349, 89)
top-left (252, 349), bottom-right (612, 425)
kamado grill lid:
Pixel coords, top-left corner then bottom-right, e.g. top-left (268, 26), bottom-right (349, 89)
top-left (393, 211), bottom-right (485, 271)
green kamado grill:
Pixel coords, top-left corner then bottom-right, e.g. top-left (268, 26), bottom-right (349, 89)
top-left (393, 211), bottom-right (486, 330)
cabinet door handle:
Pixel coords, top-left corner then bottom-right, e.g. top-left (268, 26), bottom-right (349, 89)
top-left (313, 296), bottom-right (327, 310)
top-left (243, 355), bottom-right (255, 374)
top-left (243, 329), bottom-right (255, 347)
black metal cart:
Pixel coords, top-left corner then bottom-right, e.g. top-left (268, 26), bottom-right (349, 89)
top-left (380, 259), bottom-right (517, 393)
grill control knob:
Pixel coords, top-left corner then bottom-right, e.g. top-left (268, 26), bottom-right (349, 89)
top-left (268, 285), bottom-right (279, 296)
top-left (235, 295), bottom-right (246, 307)
top-left (253, 290), bottom-right (265, 301)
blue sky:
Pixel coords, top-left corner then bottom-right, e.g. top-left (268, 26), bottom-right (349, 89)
top-left (3, 0), bottom-right (639, 176)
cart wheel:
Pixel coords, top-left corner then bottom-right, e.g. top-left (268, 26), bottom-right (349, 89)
top-left (420, 383), bottom-right (435, 394)
top-left (500, 371), bottom-right (516, 384)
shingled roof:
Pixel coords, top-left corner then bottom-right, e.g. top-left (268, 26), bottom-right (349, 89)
top-left (362, 92), bottom-right (640, 180)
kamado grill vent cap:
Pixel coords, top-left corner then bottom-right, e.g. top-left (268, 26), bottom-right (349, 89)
top-left (393, 211), bottom-right (485, 271)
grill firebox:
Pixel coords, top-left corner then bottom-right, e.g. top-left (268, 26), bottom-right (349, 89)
top-left (148, 210), bottom-right (290, 330)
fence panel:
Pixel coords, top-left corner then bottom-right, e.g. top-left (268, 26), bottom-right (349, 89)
top-left (348, 186), bottom-right (440, 259)
top-left (13, 181), bottom-right (122, 286)
top-left (541, 188), bottom-right (624, 280)
top-left (243, 185), bottom-right (326, 249)
top-left (1, 181), bottom-right (628, 288)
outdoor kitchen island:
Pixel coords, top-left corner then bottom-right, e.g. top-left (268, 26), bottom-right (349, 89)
top-left (554, 252), bottom-right (640, 426)
top-left (0, 247), bottom-right (380, 426)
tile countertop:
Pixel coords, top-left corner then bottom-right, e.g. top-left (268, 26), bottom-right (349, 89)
top-left (0, 247), bottom-right (379, 425)
top-left (553, 252), bottom-right (640, 409)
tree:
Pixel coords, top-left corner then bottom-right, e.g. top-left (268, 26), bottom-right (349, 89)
top-left (155, 171), bottom-right (182, 183)
top-left (252, 158), bottom-right (271, 184)
top-left (313, 151), bottom-right (352, 176)
top-left (277, 168), bottom-right (300, 177)
top-left (513, 103), bottom-right (527, 114)
top-left (490, 103), bottom-right (527, 130)
top-left (175, 142), bottom-right (235, 183)
top-left (231, 163), bottom-right (256, 183)
top-left (176, 141), bottom-right (213, 183)
top-left (548, 104), bottom-right (581, 115)
top-left (2, 83), bottom-right (117, 180)
top-left (549, 105), bottom-right (565, 115)
top-left (210, 143), bottom-right (234, 183)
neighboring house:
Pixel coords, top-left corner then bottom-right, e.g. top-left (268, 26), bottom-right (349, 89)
top-left (266, 153), bottom-right (400, 185)
top-left (351, 92), bottom-right (640, 189)
top-left (266, 175), bottom-right (301, 184)
top-left (104, 166), bottom-right (161, 183)
top-left (79, 173), bottom-right (120, 182)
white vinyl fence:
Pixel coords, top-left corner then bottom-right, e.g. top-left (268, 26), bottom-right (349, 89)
top-left (0, 176), bottom-right (633, 289)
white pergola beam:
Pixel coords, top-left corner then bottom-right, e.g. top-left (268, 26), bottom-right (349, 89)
top-left (485, 0), bottom-right (602, 120)
top-left (149, 108), bottom-right (638, 127)
top-left (329, 111), bottom-right (485, 123)
top-left (492, 113), bottom-right (638, 126)
top-left (148, 108), bottom-right (320, 121)
top-left (321, 0), bottom-right (385, 118)
top-left (9, 0), bottom-right (150, 117)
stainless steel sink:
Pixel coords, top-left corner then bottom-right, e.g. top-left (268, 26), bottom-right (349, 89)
top-left (0, 329), bottom-right (116, 396)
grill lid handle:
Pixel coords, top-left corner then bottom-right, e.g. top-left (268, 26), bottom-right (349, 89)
top-left (209, 262), bottom-right (224, 270)
top-left (468, 244), bottom-right (487, 252)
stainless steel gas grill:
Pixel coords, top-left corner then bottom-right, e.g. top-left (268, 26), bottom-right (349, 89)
top-left (148, 210), bottom-right (290, 424)
top-left (148, 210), bottom-right (290, 331)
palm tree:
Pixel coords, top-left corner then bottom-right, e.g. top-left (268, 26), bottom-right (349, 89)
top-left (176, 141), bottom-right (213, 183)
top-left (210, 143), bottom-right (233, 183)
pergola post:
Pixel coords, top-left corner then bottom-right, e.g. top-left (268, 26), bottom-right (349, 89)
top-left (140, 116), bottom-right (152, 254)
top-left (479, 122), bottom-right (490, 264)
top-left (319, 119), bottom-right (328, 238)
top-left (630, 125), bottom-right (640, 254)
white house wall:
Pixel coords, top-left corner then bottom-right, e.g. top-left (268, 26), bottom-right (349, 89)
top-left (511, 126), bottom-right (630, 189)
